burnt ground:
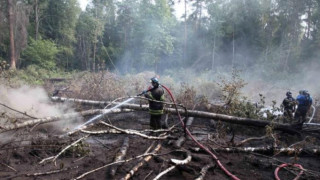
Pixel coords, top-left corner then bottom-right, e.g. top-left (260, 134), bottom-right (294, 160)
top-left (1, 109), bottom-right (320, 180)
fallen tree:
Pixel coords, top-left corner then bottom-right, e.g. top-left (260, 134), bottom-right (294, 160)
top-left (0, 108), bottom-right (132, 134)
top-left (190, 146), bottom-right (320, 156)
top-left (51, 97), bottom-right (301, 132)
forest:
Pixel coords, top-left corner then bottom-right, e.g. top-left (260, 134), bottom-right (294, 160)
top-left (1, 0), bottom-right (320, 180)
top-left (0, 0), bottom-right (319, 75)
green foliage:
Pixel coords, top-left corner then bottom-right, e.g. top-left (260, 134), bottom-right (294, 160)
top-left (21, 38), bottom-right (59, 69)
top-left (0, 0), bottom-right (320, 78)
top-left (13, 65), bottom-right (72, 85)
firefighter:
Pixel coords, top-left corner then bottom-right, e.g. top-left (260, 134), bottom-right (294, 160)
top-left (141, 77), bottom-right (165, 130)
top-left (294, 90), bottom-right (313, 128)
top-left (281, 91), bottom-right (296, 122)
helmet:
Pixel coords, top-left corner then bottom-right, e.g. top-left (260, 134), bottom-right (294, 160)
top-left (286, 91), bottom-right (292, 97)
top-left (299, 90), bottom-right (303, 95)
top-left (150, 77), bottom-right (159, 84)
top-left (150, 77), bottom-right (159, 87)
top-left (303, 90), bottom-right (309, 96)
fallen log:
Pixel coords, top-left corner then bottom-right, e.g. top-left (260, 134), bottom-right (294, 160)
top-left (121, 143), bottom-right (162, 180)
top-left (51, 97), bottom-right (299, 132)
top-left (190, 146), bottom-right (320, 156)
top-left (0, 108), bottom-right (132, 134)
top-left (109, 137), bottom-right (130, 177)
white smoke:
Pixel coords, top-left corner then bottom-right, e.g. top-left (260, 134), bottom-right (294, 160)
top-left (0, 85), bottom-right (82, 134)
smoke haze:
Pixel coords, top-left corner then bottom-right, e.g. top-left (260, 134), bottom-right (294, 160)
top-left (0, 85), bottom-right (82, 134)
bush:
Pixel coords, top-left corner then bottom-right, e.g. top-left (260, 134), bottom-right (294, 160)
top-left (21, 38), bottom-right (59, 70)
top-left (13, 65), bottom-right (72, 85)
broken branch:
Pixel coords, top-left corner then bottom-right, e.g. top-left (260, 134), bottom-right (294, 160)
top-left (39, 135), bottom-right (89, 165)
top-left (100, 121), bottom-right (169, 140)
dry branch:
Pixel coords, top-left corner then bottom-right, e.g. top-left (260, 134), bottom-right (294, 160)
top-left (235, 135), bottom-right (269, 147)
top-left (109, 137), bottom-right (130, 177)
top-left (74, 151), bottom-right (160, 180)
top-left (39, 135), bottom-right (90, 165)
top-left (0, 162), bottom-right (17, 172)
top-left (0, 102), bottom-right (37, 119)
top-left (80, 129), bottom-right (122, 134)
top-left (153, 166), bottom-right (176, 180)
top-left (100, 121), bottom-right (169, 140)
top-left (51, 97), bottom-right (302, 132)
top-left (195, 164), bottom-right (215, 180)
top-left (74, 143), bottom-right (158, 180)
top-left (153, 150), bottom-right (192, 180)
top-left (26, 166), bottom-right (79, 177)
top-left (170, 150), bottom-right (192, 165)
top-left (121, 143), bottom-right (162, 180)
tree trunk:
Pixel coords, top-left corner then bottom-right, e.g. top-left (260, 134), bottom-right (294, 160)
top-left (7, 0), bottom-right (16, 69)
top-left (51, 97), bottom-right (301, 133)
top-left (35, 0), bottom-right (39, 40)
top-left (232, 23), bottom-right (235, 68)
top-left (93, 41), bottom-right (96, 72)
top-left (183, 0), bottom-right (187, 62)
top-left (211, 35), bottom-right (216, 71)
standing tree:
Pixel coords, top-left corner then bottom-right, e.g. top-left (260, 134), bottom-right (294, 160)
top-left (7, 0), bottom-right (16, 69)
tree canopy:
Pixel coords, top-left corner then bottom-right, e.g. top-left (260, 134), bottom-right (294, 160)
top-left (0, 0), bottom-right (319, 76)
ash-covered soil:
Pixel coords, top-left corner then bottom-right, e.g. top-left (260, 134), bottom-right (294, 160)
top-left (1, 110), bottom-right (320, 180)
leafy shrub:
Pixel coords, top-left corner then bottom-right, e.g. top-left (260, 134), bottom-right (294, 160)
top-left (13, 65), bottom-right (71, 85)
top-left (21, 38), bottom-right (59, 70)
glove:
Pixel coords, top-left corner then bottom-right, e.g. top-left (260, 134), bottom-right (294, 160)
top-left (138, 90), bottom-right (148, 96)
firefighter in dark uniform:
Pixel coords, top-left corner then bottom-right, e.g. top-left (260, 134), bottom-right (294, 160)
top-left (281, 91), bottom-right (296, 122)
top-left (141, 77), bottom-right (165, 130)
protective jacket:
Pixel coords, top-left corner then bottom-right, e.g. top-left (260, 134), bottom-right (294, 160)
top-left (144, 86), bottom-right (165, 115)
top-left (282, 97), bottom-right (296, 111)
top-left (296, 94), bottom-right (312, 108)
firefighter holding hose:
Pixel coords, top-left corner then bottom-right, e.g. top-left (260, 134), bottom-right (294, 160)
top-left (140, 77), bottom-right (165, 130)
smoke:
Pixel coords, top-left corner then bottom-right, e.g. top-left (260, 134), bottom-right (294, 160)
top-left (0, 85), bottom-right (82, 135)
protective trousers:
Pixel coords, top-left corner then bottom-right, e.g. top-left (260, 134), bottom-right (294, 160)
top-left (150, 114), bottom-right (162, 130)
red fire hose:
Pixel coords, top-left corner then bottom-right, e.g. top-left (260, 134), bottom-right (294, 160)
top-left (161, 84), bottom-right (241, 180)
top-left (274, 163), bottom-right (304, 180)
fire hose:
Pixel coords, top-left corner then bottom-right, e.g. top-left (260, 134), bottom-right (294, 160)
top-left (274, 163), bottom-right (304, 180)
top-left (160, 84), bottom-right (241, 180)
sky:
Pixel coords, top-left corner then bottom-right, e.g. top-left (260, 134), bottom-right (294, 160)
top-left (77, 0), bottom-right (191, 19)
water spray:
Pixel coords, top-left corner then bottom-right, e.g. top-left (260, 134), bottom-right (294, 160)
top-left (65, 97), bottom-right (135, 136)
